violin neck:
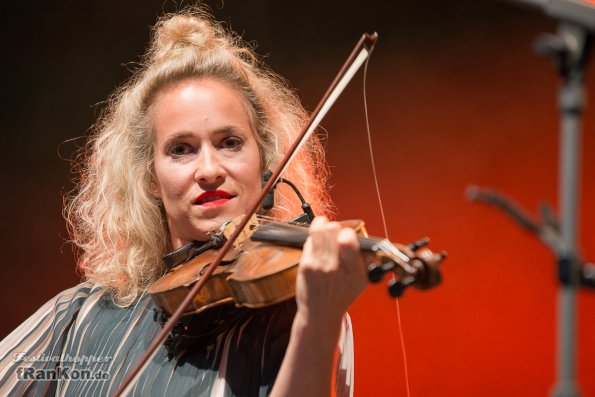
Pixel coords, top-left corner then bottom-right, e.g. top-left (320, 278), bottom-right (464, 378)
top-left (250, 222), bottom-right (388, 253)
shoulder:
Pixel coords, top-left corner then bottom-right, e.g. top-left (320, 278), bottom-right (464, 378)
top-left (0, 282), bottom-right (103, 394)
top-left (1, 282), bottom-right (96, 351)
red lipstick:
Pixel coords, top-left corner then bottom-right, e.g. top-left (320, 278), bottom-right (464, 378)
top-left (194, 190), bottom-right (234, 208)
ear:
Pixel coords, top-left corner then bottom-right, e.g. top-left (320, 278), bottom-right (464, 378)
top-left (149, 179), bottom-right (162, 199)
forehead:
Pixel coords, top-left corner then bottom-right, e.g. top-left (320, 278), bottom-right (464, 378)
top-left (153, 77), bottom-right (247, 113)
top-left (150, 77), bottom-right (253, 137)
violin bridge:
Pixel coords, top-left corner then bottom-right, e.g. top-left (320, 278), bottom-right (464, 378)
top-left (220, 214), bottom-right (261, 248)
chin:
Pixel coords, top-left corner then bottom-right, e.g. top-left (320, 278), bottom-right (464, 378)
top-left (178, 208), bottom-right (246, 243)
top-left (193, 217), bottom-right (229, 239)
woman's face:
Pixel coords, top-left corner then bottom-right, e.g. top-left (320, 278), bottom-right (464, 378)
top-left (151, 77), bottom-right (262, 249)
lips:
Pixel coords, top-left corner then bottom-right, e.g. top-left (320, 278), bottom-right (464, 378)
top-left (194, 190), bottom-right (235, 208)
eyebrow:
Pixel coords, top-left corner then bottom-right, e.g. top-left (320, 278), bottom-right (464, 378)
top-left (214, 125), bottom-right (246, 136)
top-left (165, 132), bottom-right (194, 140)
top-left (160, 126), bottom-right (246, 143)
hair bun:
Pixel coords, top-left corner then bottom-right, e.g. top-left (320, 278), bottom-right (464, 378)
top-left (151, 13), bottom-right (219, 62)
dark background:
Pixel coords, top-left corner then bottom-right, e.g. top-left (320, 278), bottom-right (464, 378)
top-left (2, 1), bottom-right (594, 396)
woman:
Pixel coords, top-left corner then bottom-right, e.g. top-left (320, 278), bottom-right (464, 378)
top-left (0, 6), bottom-right (367, 397)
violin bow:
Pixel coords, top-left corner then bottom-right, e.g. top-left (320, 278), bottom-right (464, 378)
top-left (114, 32), bottom-right (378, 397)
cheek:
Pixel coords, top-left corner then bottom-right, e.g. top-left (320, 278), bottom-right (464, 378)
top-left (233, 165), bottom-right (260, 193)
top-left (154, 163), bottom-right (191, 201)
top-left (236, 151), bottom-right (263, 194)
top-left (160, 179), bottom-right (186, 199)
top-left (245, 170), bottom-right (263, 195)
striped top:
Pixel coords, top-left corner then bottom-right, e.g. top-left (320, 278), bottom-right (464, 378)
top-left (0, 283), bottom-right (353, 396)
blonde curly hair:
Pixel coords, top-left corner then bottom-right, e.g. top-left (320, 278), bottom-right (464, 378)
top-left (65, 6), bottom-right (331, 306)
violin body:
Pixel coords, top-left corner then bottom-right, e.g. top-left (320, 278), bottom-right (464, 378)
top-left (148, 220), bottom-right (370, 317)
top-left (149, 241), bottom-right (303, 317)
top-left (148, 247), bottom-right (239, 317)
top-left (148, 219), bottom-right (443, 318)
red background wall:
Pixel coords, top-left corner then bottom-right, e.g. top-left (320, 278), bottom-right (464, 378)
top-left (2, 1), bottom-right (594, 396)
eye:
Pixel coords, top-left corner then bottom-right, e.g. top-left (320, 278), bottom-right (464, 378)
top-left (220, 136), bottom-right (243, 151)
top-left (167, 142), bottom-right (194, 157)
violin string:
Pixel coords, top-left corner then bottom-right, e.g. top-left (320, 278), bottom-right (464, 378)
top-left (254, 214), bottom-right (277, 224)
top-left (378, 240), bottom-right (410, 264)
top-left (362, 54), bottom-right (412, 397)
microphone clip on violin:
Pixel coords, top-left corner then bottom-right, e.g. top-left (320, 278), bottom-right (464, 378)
top-left (261, 170), bottom-right (316, 225)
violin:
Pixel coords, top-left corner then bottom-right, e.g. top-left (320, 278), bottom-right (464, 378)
top-left (148, 215), bottom-right (445, 319)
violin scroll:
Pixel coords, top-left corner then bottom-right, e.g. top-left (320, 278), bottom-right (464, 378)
top-left (367, 237), bottom-right (446, 298)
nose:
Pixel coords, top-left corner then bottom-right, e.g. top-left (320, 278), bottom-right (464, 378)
top-left (194, 146), bottom-right (225, 184)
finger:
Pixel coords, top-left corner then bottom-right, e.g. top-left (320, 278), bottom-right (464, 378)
top-left (309, 218), bottom-right (341, 265)
top-left (307, 216), bottom-right (328, 259)
top-left (300, 216), bottom-right (328, 269)
top-left (308, 215), bottom-right (328, 230)
top-left (337, 227), bottom-right (360, 260)
top-left (338, 228), bottom-right (365, 276)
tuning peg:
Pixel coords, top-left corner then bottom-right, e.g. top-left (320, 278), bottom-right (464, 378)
top-left (368, 260), bottom-right (396, 283)
top-left (408, 237), bottom-right (430, 252)
top-left (368, 264), bottom-right (385, 283)
top-left (387, 278), bottom-right (415, 298)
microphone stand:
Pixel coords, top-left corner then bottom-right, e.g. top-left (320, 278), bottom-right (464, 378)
top-left (536, 17), bottom-right (591, 397)
top-left (482, 2), bottom-right (594, 396)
